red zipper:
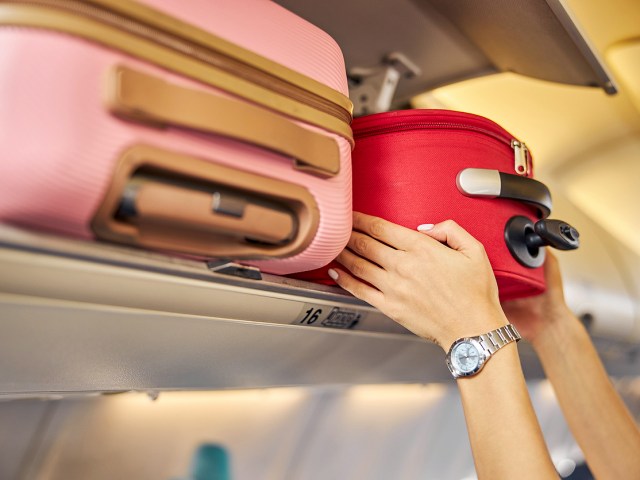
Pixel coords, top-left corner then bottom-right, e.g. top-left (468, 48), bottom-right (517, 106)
top-left (352, 113), bottom-right (531, 175)
top-left (355, 122), bottom-right (511, 147)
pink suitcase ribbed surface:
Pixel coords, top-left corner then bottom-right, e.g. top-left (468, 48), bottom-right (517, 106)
top-left (0, 0), bottom-right (352, 275)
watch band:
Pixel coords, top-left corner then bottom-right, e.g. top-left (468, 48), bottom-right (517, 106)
top-left (476, 324), bottom-right (521, 356)
top-left (446, 323), bottom-right (522, 379)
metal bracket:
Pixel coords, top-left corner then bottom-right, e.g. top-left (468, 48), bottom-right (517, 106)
top-left (348, 52), bottom-right (421, 116)
top-left (206, 260), bottom-right (263, 280)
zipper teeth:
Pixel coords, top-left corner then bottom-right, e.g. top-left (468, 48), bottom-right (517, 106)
top-left (354, 122), bottom-right (512, 146)
top-left (10, 0), bottom-right (351, 124)
top-left (355, 121), bottom-right (532, 174)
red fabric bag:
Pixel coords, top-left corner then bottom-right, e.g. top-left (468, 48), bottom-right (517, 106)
top-left (295, 109), bottom-right (579, 301)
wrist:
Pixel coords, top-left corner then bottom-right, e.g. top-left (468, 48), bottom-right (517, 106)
top-left (530, 305), bottom-right (582, 353)
top-left (446, 324), bottom-right (521, 379)
top-left (440, 309), bottom-right (510, 352)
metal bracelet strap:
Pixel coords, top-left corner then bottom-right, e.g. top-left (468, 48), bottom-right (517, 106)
top-left (478, 324), bottom-right (521, 355)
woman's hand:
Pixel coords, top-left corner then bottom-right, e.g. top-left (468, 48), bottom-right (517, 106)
top-left (329, 214), bottom-right (561, 478)
top-left (329, 212), bottom-right (508, 350)
top-left (501, 252), bottom-right (572, 347)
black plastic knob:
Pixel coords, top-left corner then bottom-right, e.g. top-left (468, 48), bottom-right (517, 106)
top-left (527, 219), bottom-right (580, 251)
top-left (505, 216), bottom-right (580, 268)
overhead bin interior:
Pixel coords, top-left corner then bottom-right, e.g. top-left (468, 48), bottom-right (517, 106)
top-left (276, 0), bottom-right (616, 111)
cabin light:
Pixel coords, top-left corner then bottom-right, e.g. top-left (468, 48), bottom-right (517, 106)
top-left (101, 384), bottom-right (452, 409)
top-left (345, 383), bottom-right (448, 401)
top-left (530, 379), bottom-right (557, 403)
top-left (106, 386), bottom-right (313, 409)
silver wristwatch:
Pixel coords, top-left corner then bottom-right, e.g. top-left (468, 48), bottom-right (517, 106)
top-left (446, 324), bottom-right (521, 379)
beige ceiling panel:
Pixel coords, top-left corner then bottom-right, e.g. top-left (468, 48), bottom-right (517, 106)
top-left (564, 0), bottom-right (640, 53)
top-left (559, 136), bottom-right (640, 257)
top-left (551, 192), bottom-right (637, 339)
top-left (608, 40), bottom-right (640, 113)
top-left (412, 73), bottom-right (636, 171)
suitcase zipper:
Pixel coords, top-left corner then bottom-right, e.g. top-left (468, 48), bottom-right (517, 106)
top-left (0, 0), bottom-right (353, 142)
top-left (355, 122), bottom-right (530, 175)
top-left (510, 139), bottom-right (529, 176)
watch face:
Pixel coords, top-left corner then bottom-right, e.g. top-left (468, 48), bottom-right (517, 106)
top-left (451, 341), bottom-right (481, 374)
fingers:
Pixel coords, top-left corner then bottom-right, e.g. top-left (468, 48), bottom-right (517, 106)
top-left (417, 219), bottom-right (482, 257)
top-left (335, 249), bottom-right (387, 289)
top-left (346, 230), bottom-right (396, 269)
top-left (328, 267), bottom-right (385, 309)
top-left (353, 212), bottom-right (423, 251)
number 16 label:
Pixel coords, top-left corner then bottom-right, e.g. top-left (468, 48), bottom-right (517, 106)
top-left (293, 304), bottom-right (363, 330)
top-left (295, 305), bottom-right (326, 325)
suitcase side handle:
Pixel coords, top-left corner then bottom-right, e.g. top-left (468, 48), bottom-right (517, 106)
top-left (456, 168), bottom-right (552, 218)
top-left (92, 145), bottom-right (320, 259)
top-left (106, 66), bottom-right (341, 178)
top-left (117, 176), bottom-right (298, 246)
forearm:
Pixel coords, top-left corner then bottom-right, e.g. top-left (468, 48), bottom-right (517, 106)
top-left (533, 309), bottom-right (640, 479)
top-left (458, 343), bottom-right (557, 480)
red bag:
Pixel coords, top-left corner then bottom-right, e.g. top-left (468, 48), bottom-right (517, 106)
top-left (295, 109), bottom-right (579, 301)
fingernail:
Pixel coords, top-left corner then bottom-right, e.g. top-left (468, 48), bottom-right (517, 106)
top-left (327, 269), bottom-right (339, 281)
top-left (417, 224), bottom-right (434, 232)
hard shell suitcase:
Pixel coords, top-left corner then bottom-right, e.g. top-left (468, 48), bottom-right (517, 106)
top-left (0, 0), bottom-right (354, 275)
top-left (296, 109), bottom-right (579, 301)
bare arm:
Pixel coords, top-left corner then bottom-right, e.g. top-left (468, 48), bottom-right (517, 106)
top-left (502, 253), bottom-right (640, 480)
top-left (330, 213), bottom-right (557, 479)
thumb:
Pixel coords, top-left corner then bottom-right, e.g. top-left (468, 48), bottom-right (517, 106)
top-left (417, 220), bottom-right (481, 256)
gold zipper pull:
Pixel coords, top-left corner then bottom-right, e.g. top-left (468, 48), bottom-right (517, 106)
top-left (511, 139), bottom-right (529, 176)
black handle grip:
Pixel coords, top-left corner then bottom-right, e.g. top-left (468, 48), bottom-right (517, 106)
top-left (527, 219), bottom-right (580, 251)
top-left (457, 168), bottom-right (552, 218)
top-left (505, 216), bottom-right (580, 268)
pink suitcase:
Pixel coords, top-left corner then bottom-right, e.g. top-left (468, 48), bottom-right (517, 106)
top-left (0, 0), bottom-right (353, 275)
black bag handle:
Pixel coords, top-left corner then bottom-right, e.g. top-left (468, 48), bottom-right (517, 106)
top-left (456, 168), bottom-right (552, 218)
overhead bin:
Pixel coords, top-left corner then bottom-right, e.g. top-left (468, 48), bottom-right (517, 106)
top-left (0, 225), bottom-right (447, 394)
top-left (277, 0), bottom-right (616, 113)
top-left (1, 222), bottom-right (639, 395)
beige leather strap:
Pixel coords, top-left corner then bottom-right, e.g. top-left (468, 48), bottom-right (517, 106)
top-left (123, 177), bottom-right (296, 245)
top-left (107, 65), bottom-right (341, 177)
top-left (92, 145), bottom-right (320, 259)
